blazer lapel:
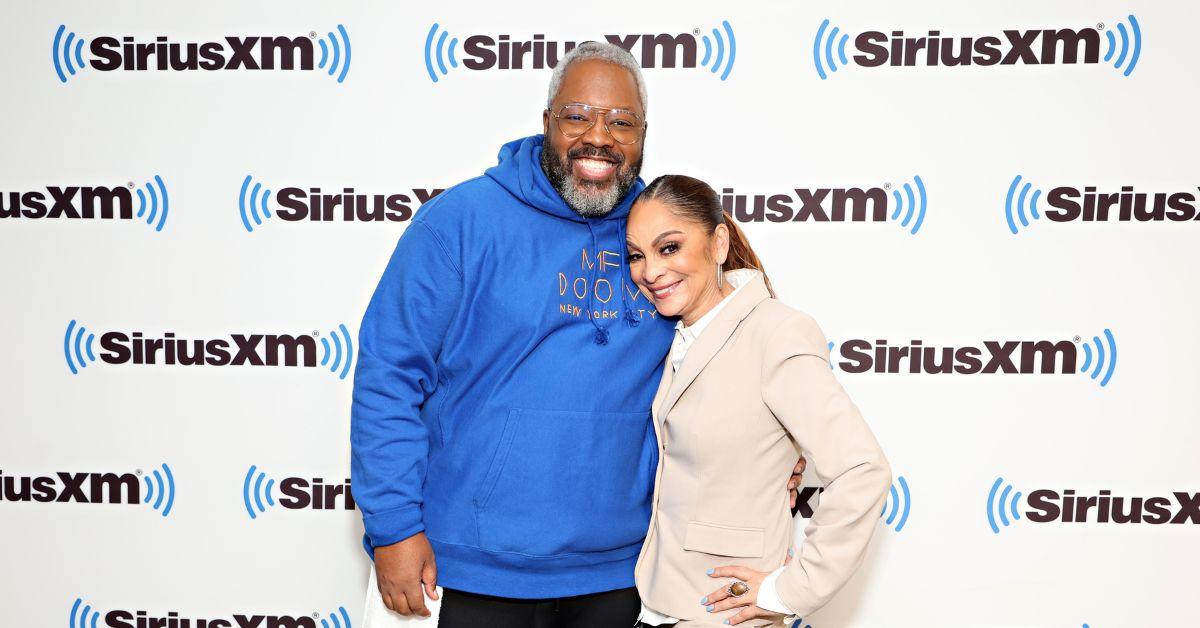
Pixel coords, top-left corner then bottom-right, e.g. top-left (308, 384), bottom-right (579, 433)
top-left (656, 274), bottom-right (771, 421)
top-left (650, 353), bottom-right (673, 431)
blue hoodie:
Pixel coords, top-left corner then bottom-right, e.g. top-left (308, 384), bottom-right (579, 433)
top-left (351, 135), bottom-right (675, 598)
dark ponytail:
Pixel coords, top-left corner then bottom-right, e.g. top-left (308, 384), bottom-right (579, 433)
top-left (637, 174), bottom-right (775, 297)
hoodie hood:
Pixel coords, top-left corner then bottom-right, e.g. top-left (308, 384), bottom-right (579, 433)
top-left (486, 134), bottom-right (648, 343)
top-left (485, 134), bottom-right (645, 223)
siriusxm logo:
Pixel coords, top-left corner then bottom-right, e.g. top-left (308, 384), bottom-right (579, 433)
top-left (812, 14), bottom-right (1142, 79)
top-left (0, 463), bottom-right (174, 517)
top-left (829, 329), bottom-right (1118, 387)
top-left (52, 24), bottom-right (351, 84)
top-left (423, 21), bottom-right (736, 82)
top-left (1005, 175), bottom-right (1200, 234)
top-left (0, 176), bottom-right (168, 231)
top-left (987, 477), bottom-right (1200, 533)
top-left (238, 176), bottom-right (443, 233)
top-left (63, 321), bottom-right (356, 379)
top-left (70, 599), bottom-right (351, 628)
top-left (721, 176), bottom-right (928, 234)
top-left (797, 475), bottom-right (911, 533)
top-left (242, 465), bottom-right (355, 520)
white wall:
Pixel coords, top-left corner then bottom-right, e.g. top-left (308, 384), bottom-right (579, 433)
top-left (1, 1), bottom-right (1196, 626)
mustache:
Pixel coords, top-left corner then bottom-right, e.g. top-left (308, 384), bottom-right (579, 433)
top-left (567, 146), bottom-right (623, 165)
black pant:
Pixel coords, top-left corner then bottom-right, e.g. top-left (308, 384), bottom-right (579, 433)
top-left (438, 586), bottom-right (641, 628)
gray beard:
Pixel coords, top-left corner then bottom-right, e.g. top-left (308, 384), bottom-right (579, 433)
top-left (540, 145), bottom-right (641, 218)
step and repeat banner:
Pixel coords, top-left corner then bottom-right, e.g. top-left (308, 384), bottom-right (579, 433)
top-left (2, 1), bottom-right (1197, 626)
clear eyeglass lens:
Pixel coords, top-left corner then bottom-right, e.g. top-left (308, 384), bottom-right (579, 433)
top-left (557, 104), bottom-right (642, 144)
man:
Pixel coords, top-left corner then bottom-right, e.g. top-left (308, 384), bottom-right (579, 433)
top-left (351, 42), bottom-right (804, 627)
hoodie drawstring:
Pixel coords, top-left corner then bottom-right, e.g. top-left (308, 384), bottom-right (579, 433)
top-left (585, 220), bottom-right (608, 345)
top-left (584, 219), bottom-right (639, 345)
top-left (618, 220), bottom-right (639, 328)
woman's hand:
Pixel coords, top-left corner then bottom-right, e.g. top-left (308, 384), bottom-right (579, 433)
top-left (788, 455), bottom-right (807, 509)
top-left (702, 550), bottom-right (795, 625)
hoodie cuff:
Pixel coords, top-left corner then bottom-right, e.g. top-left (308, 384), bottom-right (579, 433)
top-left (363, 505), bottom-right (425, 549)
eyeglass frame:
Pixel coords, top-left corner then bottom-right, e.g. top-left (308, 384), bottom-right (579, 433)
top-left (546, 102), bottom-right (647, 145)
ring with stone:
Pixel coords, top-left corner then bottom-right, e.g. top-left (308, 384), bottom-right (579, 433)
top-left (726, 580), bottom-right (750, 597)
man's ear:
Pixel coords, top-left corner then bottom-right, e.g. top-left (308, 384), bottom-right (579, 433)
top-left (543, 109), bottom-right (550, 136)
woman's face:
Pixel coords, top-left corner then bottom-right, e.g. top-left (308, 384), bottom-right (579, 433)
top-left (626, 198), bottom-right (729, 325)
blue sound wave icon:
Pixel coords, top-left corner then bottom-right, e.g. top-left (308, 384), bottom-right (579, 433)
top-left (813, 19), bottom-right (851, 80)
top-left (243, 464), bottom-right (277, 520)
top-left (699, 21), bottom-right (737, 81)
top-left (1079, 328), bottom-right (1118, 388)
top-left (888, 176), bottom-right (927, 235)
top-left (881, 475), bottom-right (911, 532)
top-left (424, 23), bottom-right (459, 83)
top-left (320, 607), bottom-right (353, 628)
top-left (239, 175), bottom-right (274, 233)
top-left (52, 25), bottom-right (87, 84)
top-left (63, 319), bottom-right (97, 375)
top-left (1004, 175), bottom-right (1044, 235)
top-left (133, 175), bottom-right (170, 232)
top-left (320, 324), bottom-right (355, 380)
top-left (986, 477), bottom-right (1023, 534)
top-left (69, 598), bottom-right (101, 628)
top-left (316, 25), bottom-right (352, 84)
top-left (141, 463), bottom-right (176, 517)
top-left (1103, 15), bottom-right (1142, 77)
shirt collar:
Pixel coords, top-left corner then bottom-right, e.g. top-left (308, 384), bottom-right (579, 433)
top-left (675, 268), bottom-right (761, 340)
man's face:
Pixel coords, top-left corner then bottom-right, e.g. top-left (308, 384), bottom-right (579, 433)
top-left (541, 59), bottom-right (646, 218)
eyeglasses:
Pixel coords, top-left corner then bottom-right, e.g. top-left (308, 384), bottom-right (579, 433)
top-left (548, 102), bottom-right (645, 145)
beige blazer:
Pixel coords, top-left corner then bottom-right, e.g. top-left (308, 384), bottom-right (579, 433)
top-left (633, 273), bottom-right (891, 626)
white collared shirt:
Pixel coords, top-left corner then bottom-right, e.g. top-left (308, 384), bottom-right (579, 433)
top-left (668, 268), bottom-right (756, 374)
top-left (639, 268), bottom-right (797, 626)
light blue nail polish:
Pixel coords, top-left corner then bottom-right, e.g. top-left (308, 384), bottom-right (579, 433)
top-left (706, 605), bottom-right (714, 612)
top-left (723, 620), bottom-right (730, 625)
top-left (706, 568), bottom-right (715, 575)
top-left (788, 547), bottom-right (795, 556)
top-left (701, 596), bottom-right (708, 604)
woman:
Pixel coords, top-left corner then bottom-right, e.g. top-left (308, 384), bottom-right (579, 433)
top-left (626, 175), bottom-right (891, 627)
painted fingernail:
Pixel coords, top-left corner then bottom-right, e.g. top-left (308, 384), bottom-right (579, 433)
top-left (701, 596), bottom-right (708, 604)
top-left (706, 568), bottom-right (715, 575)
top-left (788, 547), bottom-right (795, 556)
top-left (706, 605), bottom-right (714, 612)
top-left (723, 621), bottom-right (731, 625)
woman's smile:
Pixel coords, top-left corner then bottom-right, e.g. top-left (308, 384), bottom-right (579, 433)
top-left (648, 279), bottom-right (683, 301)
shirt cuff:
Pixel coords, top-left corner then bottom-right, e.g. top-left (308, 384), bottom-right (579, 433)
top-left (758, 566), bottom-right (799, 620)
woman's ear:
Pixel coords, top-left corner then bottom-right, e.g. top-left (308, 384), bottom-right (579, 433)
top-left (714, 223), bottom-right (731, 266)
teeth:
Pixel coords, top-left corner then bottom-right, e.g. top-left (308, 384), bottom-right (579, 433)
top-left (652, 283), bottom-right (678, 298)
top-left (577, 158), bottom-right (614, 174)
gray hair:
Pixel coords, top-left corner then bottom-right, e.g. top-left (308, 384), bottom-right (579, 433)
top-left (546, 41), bottom-right (648, 115)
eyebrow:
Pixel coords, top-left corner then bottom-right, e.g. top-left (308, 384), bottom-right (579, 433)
top-left (651, 230), bottom-right (684, 247)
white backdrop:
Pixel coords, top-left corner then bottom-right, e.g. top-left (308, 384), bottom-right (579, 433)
top-left (2, 1), bottom-right (1198, 626)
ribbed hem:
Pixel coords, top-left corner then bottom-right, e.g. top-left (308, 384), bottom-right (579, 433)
top-left (428, 537), bottom-right (643, 599)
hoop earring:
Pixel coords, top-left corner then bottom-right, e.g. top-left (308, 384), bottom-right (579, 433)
top-left (717, 264), bottom-right (725, 289)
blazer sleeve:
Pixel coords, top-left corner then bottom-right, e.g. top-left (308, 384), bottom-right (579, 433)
top-left (759, 312), bottom-right (891, 618)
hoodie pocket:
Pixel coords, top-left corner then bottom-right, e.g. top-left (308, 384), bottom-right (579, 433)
top-left (473, 407), bottom-right (655, 556)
